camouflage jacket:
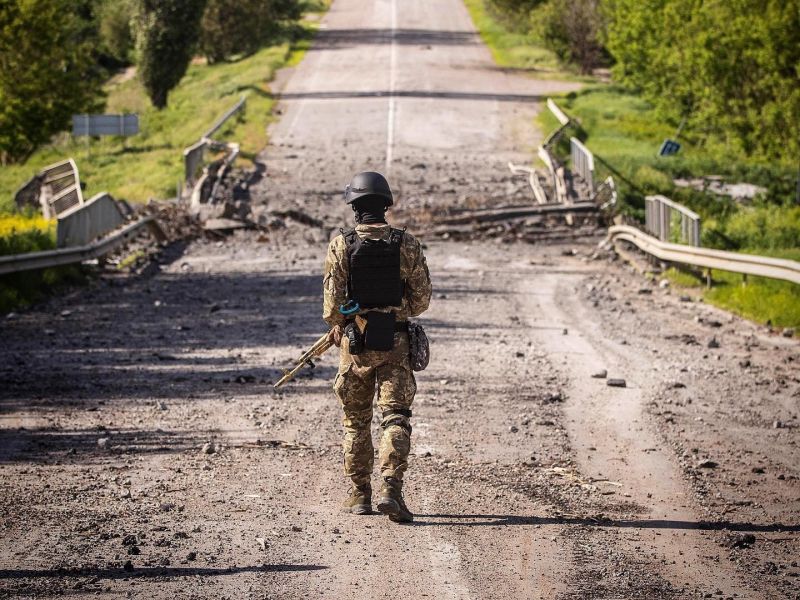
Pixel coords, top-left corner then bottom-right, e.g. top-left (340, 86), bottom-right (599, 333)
top-left (323, 223), bottom-right (432, 327)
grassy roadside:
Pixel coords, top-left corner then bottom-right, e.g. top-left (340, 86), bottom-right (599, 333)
top-left (462, 0), bottom-right (576, 79)
top-left (463, 1), bottom-right (799, 329)
top-left (663, 262), bottom-right (800, 330)
top-left (542, 89), bottom-right (800, 328)
top-left (0, 3), bottom-right (328, 213)
top-left (0, 2), bottom-right (328, 313)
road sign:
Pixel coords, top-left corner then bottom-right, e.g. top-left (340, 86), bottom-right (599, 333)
top-left (72, 114), bottom-right (139, 137)
top-left (658, 139), bottom-right (681, 156)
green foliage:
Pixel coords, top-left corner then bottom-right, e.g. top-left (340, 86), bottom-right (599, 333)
top-left (134, 0), bottom-right (207, 108)
top-left (0, 214), bottom-right (55, 255)
top-left (200, 0), bottom-right (301, 63)
top-left (724, 205), bottom-right (800, 251)
top-left (604, 0), bottom-right (800, 166)
top-left (0, 0), bottom-right (104, 164)
top-left (484, 0), bottom-right (544, 29)
top-left (664, 267), bottom-right (800, 329)
top-left (463, 0), bottom-right (571, 75)
top-left (97, 0), bottom-right (136, 64)
top-left (0, 214), bottom-right (81, 314)
top-left (531, 0), bottom-right (607, 73)
top-left (0, 23), bottom-right (319, 211)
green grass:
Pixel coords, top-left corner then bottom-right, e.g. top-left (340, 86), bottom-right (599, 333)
top-left (539, 87), bottom-right (798, 217)
top-left (0, 214), bottom-right (86, 313)
top-left (0, 3), bottom-right (328, 313)
top-left (543, 87), bottom-right (800, 329)
top-left (462, 0), bottom-right (575, 78)
top-left (0, 13), bottom-right (325, 213)
top-left (663, 261), bottom-right (800, 329)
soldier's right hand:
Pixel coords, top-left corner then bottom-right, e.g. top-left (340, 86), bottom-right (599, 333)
top-left (327, 325), bottom-right (343, 346)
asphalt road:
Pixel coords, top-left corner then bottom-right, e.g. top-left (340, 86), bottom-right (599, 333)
top-left (0, 1), bottom-right (797, 599)
top-left (259, 0), bottom-right (580, 221)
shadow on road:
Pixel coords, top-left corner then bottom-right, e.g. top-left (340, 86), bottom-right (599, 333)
top-left (414, 514), bottom-right (800, 533)
top-left (0, 270), bottom-right (327, 408)
top-left (279, 90), bottom-right (544, 103)
top-left (0, 564), bottom-right (328, 580)
top-left (313, 28), bottom-right (478, 48)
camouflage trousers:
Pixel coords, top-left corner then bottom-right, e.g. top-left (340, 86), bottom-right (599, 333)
top-left (333, 331), bottom-right (416, 487)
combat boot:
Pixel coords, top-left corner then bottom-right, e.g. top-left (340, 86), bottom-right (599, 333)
top-left (376, 476), bottom-right (413, 523)
top-left (342, 483), bottom-right (372, 515)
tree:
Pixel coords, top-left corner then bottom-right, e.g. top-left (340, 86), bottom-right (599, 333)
top-left (0, 0), bottom-right (104, 164)
top-left (200, 0), bottom-right (301, 64)
top-left (97, 0), bottom-right (136, 65)
top-left (604, 0), bottom-right (800, 165)
top-left (134, 0), bottom-right (207, 109)
top-left (532, 0), bottom-right (607, 73)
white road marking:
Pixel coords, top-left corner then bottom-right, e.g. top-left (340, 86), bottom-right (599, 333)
top-left (385, 0), bottom-right (398, 171)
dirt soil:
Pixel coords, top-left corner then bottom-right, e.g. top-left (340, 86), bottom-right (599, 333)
top-left (1, 0), bottom-right (798, 598)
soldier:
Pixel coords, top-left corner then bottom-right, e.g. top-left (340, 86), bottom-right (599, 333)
top-left (323, 171), bottom-right (432, 523)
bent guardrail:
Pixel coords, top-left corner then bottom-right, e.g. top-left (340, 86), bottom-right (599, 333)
top-left (0, 216), bottom-right (164, 276)
top-left (608, 225), bottom-right (800, 285)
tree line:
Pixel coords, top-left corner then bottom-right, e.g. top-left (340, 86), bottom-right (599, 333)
top-left (487, 0), bottom-right (799, 166)
top-left (0, 0), bottom-right (303, 165)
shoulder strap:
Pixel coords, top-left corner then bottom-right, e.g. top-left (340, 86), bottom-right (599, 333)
top-left (341, 228), bottom-right (358, 299)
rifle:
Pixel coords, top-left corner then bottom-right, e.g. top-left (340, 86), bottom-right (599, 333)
top-left (273, 302), bottom-right (362, 388)
top-left (273, 331), bottom-right (334, 388)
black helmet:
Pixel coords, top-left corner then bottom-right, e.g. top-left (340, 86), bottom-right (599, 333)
top-left (344, 171), bottom-right (393, 207)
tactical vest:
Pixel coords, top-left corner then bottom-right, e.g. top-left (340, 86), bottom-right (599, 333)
top-left (343, 228), bottom-right (405, 308)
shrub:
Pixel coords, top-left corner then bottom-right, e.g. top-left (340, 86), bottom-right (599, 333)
top-left (725, 205), bottom-right (800, 251)
top-left (531, 0), bottom-right (607, 73)
top-left (134, 0), bottom-right (207, 108)
top-left (200, 0), bottom-right (302, 63)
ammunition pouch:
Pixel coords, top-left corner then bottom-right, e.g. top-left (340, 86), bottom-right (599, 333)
top-left (344, 321), bottom-right (364, 355)
top-left (363, 311), bottom-right (396, 351)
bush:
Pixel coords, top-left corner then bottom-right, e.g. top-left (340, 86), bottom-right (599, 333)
top-left (532, 0), bottom-right (607, 73)
top-left (0, 215), bottom-right (56, 255)
top-left (0, 0), bottom-right (104, 164)
top-left (134, 0), bottom-right (207, 108)
top-left (98, 0), bottom-right (136, 64)
top-left (725, 205), bottom-right (800, 251)
top-left (200, 0), bottom-right (302, 63)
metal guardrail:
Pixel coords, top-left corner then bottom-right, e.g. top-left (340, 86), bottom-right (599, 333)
top-left (203, 95), bottom-right (246, 140)
top-left (183, 139), bottom-right (208, 187)
top-left (570, 137), bottom-right (595, 194)
top-left (608, 225), bottom-right (800, 285)
top-left (14, 159), bottom-right (84, 219)
top-left (0, 216), bottom-right (163, 276)
top-left (645, 194), bottom-right (701, 247)
top-left (182, 96), bottom-right (247, 196)
top-left (56, 192), bottom-right (126, 248)
top-left (595, 176), bottom-right (617, 210)
top-left (543, 98), bottom-right (571, 147)
top-left (508, 162), bottom-right (548, 205)
top-left (538, 146), bottom-right (568, 204)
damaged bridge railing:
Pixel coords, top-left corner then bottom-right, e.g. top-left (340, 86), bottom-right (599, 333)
top-left (182, 95), bottom-right (246, 207)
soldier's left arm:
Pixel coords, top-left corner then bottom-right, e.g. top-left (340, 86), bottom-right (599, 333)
top-left (401, 236), bottom-right (432, 319)
top-left (322, 236), bottom-right (349, 327)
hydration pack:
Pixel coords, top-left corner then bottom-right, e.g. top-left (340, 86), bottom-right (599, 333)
top-left (343, 228), bottom-right (404, 308)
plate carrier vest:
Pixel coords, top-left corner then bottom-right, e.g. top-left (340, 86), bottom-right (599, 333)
top-left (343, 227), bottom-right (405, 308)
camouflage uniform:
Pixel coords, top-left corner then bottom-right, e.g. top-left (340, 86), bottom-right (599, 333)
top-left (323, 223), bottom-right (432, 488)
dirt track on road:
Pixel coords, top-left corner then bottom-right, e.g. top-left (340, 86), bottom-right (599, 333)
top-left (1, 0), bottom-right (798, 598)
